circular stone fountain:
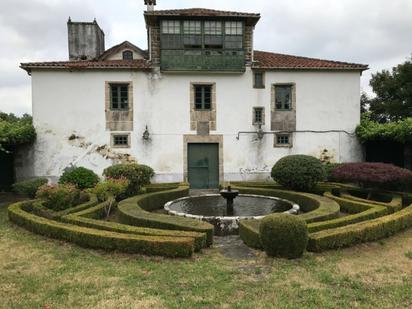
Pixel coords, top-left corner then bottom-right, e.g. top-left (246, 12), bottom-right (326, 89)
top-left (164, 187), bottom-right (300, 236)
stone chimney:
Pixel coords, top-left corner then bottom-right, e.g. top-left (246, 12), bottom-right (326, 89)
top-left (67, 18), bottom-right (105, 61)
top-left (144, 0), bottom-right (156, 11)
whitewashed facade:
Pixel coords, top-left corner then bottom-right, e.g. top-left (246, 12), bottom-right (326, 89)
top-left (19, 3), bottom-right (367, 187)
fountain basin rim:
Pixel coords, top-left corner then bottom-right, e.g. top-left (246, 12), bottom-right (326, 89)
top-left (164, 193), bottom-right (300, 221)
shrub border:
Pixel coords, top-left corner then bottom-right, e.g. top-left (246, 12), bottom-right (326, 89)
top-left (8, 201), bottom-right (195, 258)
top-left (117, 185), bottom-right (215, 245)
top-left (61, 200), bottom-right (207, 251)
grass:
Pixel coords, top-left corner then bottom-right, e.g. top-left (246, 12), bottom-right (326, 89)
top-left (1, 202), bottom-right (412, 309)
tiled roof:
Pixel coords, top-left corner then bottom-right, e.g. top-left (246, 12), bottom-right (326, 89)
top-left (98, 41), bottom-right (147, 60)
top-left (253, 51), bottom-right (368, 71)
top-left (144, 8), bottom-right (260, 18)
top-left (20, 59), bottom-right (151, 73)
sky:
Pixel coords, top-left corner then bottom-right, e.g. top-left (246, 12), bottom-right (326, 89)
top-left (0, 0), bottom-right (411, 115)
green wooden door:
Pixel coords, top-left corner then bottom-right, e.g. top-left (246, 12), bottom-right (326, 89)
top-left (188, 143), bottom-right (219, 189)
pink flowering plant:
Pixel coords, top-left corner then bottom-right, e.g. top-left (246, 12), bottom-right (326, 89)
top-left (331, 162), bottom-right (412, 190)
top-left (36, 183), bottom-right (80, 211)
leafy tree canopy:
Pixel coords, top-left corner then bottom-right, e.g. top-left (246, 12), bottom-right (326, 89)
top-left (367, 55), bottom-right (412, 122)
top-left (356, 114), bottom-right (412, 143)
top-left (0, 112), bottom-right (36, 152)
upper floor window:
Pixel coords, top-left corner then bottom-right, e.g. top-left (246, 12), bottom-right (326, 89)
top-left (275, 134), bottom-right (291, 147)
top-left (162, 20), bottom-right (181, 34)
top-left (253, 107), bottom-right (264, 125)
top-left (183, 21), bottom-right (202, 48)
top-left (122, 50), bottom-right (133, 60)
top-left (110, 84), bottom-right (129, 110)
top-left (275, 85), bottom-right (293, 110)
top-left (253, 72), bottom-right (265, 88)
top-left (224, 21), bottom-right (243, 49)
top-left (204, 21), bottom-right (223, 49)
top-left (113, 134), bottom-right (129, 147)
top-left (194, 85), bottom-right (212, 110)
top-left (160, 20), bottom-right (244, 50)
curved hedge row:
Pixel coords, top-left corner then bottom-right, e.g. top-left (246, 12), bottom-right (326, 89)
top-left (8, 201), bottom-right (194, 257)
top-left (340, 189), bottom-right (402, 213)
top-left (238, 184), bottom-right (412, 252)
top-left (308, 201), bottom-right (412, 252)
top-left (232, 185), bottom-right (340, 223)
top-left (61, 199), bottom-right (207, 251)
top-left (117, 185), bottom-right (215, 245)
top-left (31, 195), bottom-right (98, 220)
top-left (307, 192), bottom-right (389, 233)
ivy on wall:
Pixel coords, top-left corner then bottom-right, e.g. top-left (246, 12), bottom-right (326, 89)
top-left (0, 113), bottom-right (36, 152)
top-left (356, 114), bottom-right (412, 144)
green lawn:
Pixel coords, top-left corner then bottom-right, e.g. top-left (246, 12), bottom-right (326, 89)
top-left (1, 202), bottom-right (412, 309)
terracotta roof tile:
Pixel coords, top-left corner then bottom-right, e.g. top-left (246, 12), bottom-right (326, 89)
top-left (144, 8), bottom-right (260, 18)
top-left (20, 59), bottom-right (151, 73)
top-left (253, 50), bottom-right (368, 71)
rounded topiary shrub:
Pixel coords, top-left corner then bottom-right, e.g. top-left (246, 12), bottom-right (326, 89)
top-left (271, 155), bottom-right (326, 191)
top-left (103, 163), bottom-right (154, 196)
top-left (12, 178), bottom-right (48, 198)
top-left (36, 183), bottom-right (80, 211)
top-left (259, 213), bottom-right (308, 259)
top-left (58, 166), bottom-right (99, 189)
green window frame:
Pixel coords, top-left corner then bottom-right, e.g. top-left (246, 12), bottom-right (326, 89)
top-left (253, 72), bottom-right (265, 88)
top-left (276, 134), bottom-right (290, 145)
top-left (110, 84), bottom-right (129, 110)
top-left (113, 135), bottom-right (129, 146)
top-left (160, 20), bottom-right (244, 50)
top-left (253, 107), bottom-right (264, 124)
top-left (275, 85), bottom-right (292, 110)
top-left (194, 85), bottom-right (212, 110)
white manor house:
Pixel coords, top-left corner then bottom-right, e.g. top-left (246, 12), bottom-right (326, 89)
top-left (18, 0), bottom-right (368, 189)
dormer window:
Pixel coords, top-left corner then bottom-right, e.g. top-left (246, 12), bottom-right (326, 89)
top-left (122, 50), bottom-right (133, 60)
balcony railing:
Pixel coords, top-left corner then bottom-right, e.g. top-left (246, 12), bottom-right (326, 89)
top-left (160, 49), bottom-right (245, 72)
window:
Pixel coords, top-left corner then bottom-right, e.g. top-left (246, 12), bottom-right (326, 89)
top-left (194, 85), bottom-right (212, 110)
top-left (112, 134), bottom-right (129, 147)
top-left (110, 84), bottom-right (129, 110)
top-left (275, 134), bottom-right (291, 146)
top-left (253, 107), bottom-right (264, 124)
top-left (161, 20), bottom-right (181, 34)
top-left (224, 21), bottom-right (243, 49)
top-left (253, 72), bottom-right (265, 88)
top-left (275, 85), bottom-right (292, 110)
top-left (204, 21), bottom-right (223, 48)
top-left (122, 50), bottom-right (133, 60)
top-left (161, 20), bottom-right (182, 49)
top-left (183, 20), bottom-right (202, 48)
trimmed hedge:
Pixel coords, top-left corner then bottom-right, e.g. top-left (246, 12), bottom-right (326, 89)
top-left (117, 185), bottom-right (214, 245)
top-left (260, 214), bottom-right (308, 259)
top-left (340, 190), bottom-right (402, 213)
top-left (144, 183), bottom-right (181, 193)
top-left (232, 185), bottom-right (340, 223)
top-left (62, 200), bottom-right (207, 251)
top-left (308, 202), bottom-right (412, 252)
top-left (307, 192), bottom-right (389, 233)
top-left (31, 195), bottom-right (98, 220)
top-left (8, 201), bottom-right (194, 257)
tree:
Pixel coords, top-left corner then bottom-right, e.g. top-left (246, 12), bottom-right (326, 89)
top-left (368, 55), bottom-right (412, 122)
top-left (0, 112), bottom-right (36, 152)
top-left (360, 92), bottom-right (369, 115)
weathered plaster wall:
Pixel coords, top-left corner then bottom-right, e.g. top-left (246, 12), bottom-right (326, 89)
top-left (18, 68), bottom-right (362, 183)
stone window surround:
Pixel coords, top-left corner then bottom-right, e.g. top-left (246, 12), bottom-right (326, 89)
top-left (183, 135), bottom-right (224, 184)
top-left (190, 82), bottom-right (216, 131)
top-left (274, 133), bottom-right (293, 148)
top-left (271, 82), bottom-right (296, 111)
top-left (252, 106), bottom-right (265, 125)
top-left (105, 81), bottom-right (133, 131)
top-left (253, 71), bottom-right (265, 89)
top-left (111, 132), bottom-right (131, 148)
